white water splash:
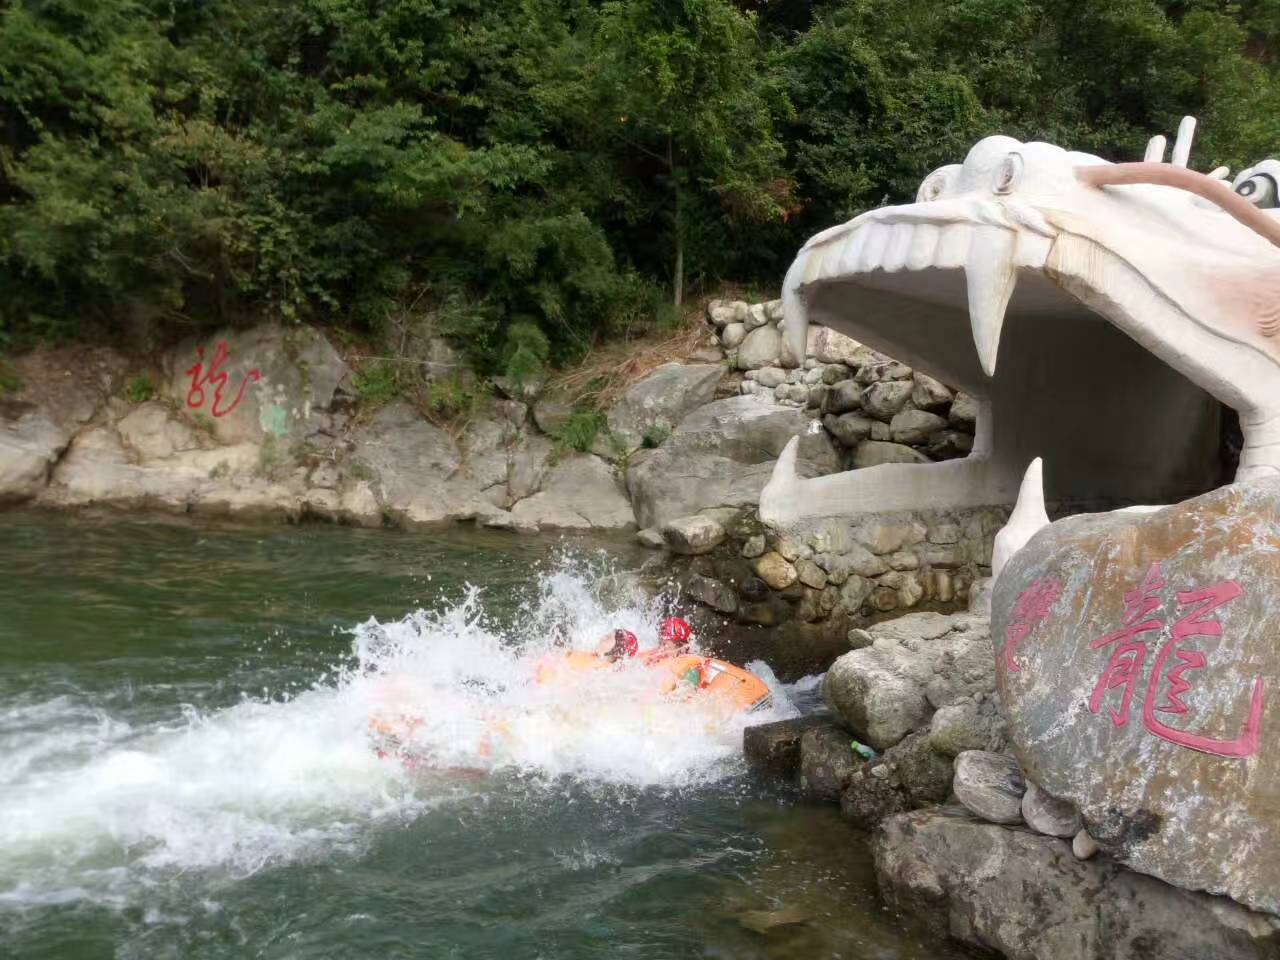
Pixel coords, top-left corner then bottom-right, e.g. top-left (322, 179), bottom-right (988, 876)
top-left (0, 555), bottom-right (796, 908)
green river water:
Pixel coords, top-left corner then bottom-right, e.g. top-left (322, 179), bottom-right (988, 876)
top-left (0, 511), bottom-right (966, 960)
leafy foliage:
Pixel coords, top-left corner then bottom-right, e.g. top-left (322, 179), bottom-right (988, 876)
top-left (0, 0), bottom-right (1276, 363)
top-left (122, 375), bottom-right (156, 404)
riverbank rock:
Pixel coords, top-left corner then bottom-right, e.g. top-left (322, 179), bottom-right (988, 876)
top-left (798, 721), bottom-right (858, 802)
top-left (604, 362), bottom-right (723, 454)
top-left (993, 479), bottom-right (1280, 914)
top-left (510, 453), bottom-right (635, 531)
top-left (0, 346), bottom-right (127, 502)
top-left (823, 613), bottom-right (994, 750)
top-left (743, 714), bottom-right (833, 779)
top-left (874, 807), bottom-right (1280, 960)
top-left (625, 395), bottom-right (838, 529)
top-left (661, 514), bottom-right (726, 555)
top-left (1021, 781), bottom-right (1082, 838)
top-left (162, 324), bottom-right (347, 445)
top-left (953, 750), bottom-right (1024, 824)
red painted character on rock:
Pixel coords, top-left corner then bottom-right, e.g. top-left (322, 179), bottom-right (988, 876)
top-left (1088, 563), bottom-right (1265, 758)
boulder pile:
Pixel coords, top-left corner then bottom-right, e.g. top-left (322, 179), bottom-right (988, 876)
top-left (706, 298), bottom-right (977, 467)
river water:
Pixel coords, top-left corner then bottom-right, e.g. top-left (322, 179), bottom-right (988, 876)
top-left (0, 511), bottom-right (965, 959)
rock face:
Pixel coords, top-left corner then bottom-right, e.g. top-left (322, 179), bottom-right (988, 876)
top-left (162, 324), bottom-right (347, 445)
top-left (993, 480), bottom-right (1280, 914)
top-left (874, 807), bottom-right (1280, 960)
top-left (824, 613), bottom-right (994, 750)
top-left (625, 395), bottom-right (838, 529)
top-left (509, 453), bottom-right (634, 530)
top-left (604, 362), bottom-right (723, 454)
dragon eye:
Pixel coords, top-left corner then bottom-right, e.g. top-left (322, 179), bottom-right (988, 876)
top-left (993, 153), bottom-right (1023, 195)
top-left (916, 167), bottom-right (955, 203)
top-left (1235, 174), bottom-right (1278, 209)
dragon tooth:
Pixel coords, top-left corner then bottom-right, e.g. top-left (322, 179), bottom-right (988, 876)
top-left (906, 224), bottom-right (939, 270)
top-left (935, 223), bottom-right (970, 269)
top-left (966, 226), bottom-right (1017, 377)
top-left (883, 222), bottom-right (914, 271)
top-left (860, 223), bottom-right (890, 272)
top-left (838, 227), bottom-right (868, 275)
top-left (991, 458), bottom-right (1050, 583)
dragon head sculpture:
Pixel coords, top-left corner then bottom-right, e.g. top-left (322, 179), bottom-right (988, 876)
top-left (762, 118), bottom-right (1280, 525)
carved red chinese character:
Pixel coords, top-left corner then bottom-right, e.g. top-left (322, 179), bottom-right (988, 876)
top-left (1002, 577), bottom-right (1062, 673)
top-left (186, 341), bottom-right (261, 418)
top-left (1142, 581), bottom-right (1265, 758)
top-left (1088, 563), bottom-right (1165, 727)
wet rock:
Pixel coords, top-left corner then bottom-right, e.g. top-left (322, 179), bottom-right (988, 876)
top-left (686, 574), bottom-right (737, 614)
top-left (853, 440), bottom-right (931, 468)
top-left (993, 479), bottom-right (1280, 914)
top-left (842, 766), bottom-right (910, 828)
top-left (798, 721), bottom-right (858, 802)
top-left (953, 750), bottom-right (1024, 824)
top-left (604, 362), bottom-right (723, 453)
top-left (889, 409), bottom-right (947, 445)
top-left (824, 640), bottom-right (933, 749)
top-left (755, 552), bottom-right (798, 590)
top-left (861, 380), bottom-right (913, 420)
top-left (741, 534), bottom-right (766, 559)
top-left (636, 527), bottom-right (664, 548)
top-left (1022, 781), bottom-right (1083, 838)
top-left (874, 807), bottom-right (1280, 960)
top-left (661, 514), bottom-right (726, 555)
top-left (743, 714), bottom-right (832, 779)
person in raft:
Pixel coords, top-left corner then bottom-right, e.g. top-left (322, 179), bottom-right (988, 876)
top-left (638, 616), bottom-right (694, 664)
top-left (594, 627), bottom-right (639, 662)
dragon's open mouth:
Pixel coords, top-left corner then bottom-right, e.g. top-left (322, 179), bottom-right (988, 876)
top-left (761, 128), bottom-right (1280, 526)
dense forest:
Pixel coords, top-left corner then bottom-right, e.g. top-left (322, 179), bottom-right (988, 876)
top-left (2, 0), bottom-right (1278, 380)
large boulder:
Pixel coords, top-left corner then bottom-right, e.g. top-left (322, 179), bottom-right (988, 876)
top-left (874, 807), bottom-right (1280, 960)
top-left (162, 324), bottom-right (348, 445)
top-left (625, 395), bottom-right (838, 529)
top-left (0, 345), bottom-right (127, 502)
top-left (511, 453), bottom-right (635, 530)
top-left (993, 479), bottom-right (1280, 914)
top-left (823, 613), bottom-right (993, 750)
top-left (604, 362), bottom-right (724, 454)
top-left (735, 325), bottom-right (781, 370)
top-left (0, 401), bottom-right (68, 502)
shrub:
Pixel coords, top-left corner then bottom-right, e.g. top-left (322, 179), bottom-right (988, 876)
top-left (641, 423), bottom-right (671, 448)
top-left (123, 375), bottom-right (156, 404)
top-left (351, 361), bottom-right (400, 410)
top-left (551, 409), bottom-right (608, 453)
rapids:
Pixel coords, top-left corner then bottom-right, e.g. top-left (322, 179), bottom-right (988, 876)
top-left (0, 512), bottom-right (964, 959)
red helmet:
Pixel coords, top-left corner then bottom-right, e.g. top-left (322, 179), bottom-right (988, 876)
top-left (658, 617), bottom-right (693, 647)
top-left (611, 628), bottom-right (639, 659)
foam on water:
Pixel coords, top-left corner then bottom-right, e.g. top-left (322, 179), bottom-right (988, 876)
top-left (0, 554), bottom-right (797, 909)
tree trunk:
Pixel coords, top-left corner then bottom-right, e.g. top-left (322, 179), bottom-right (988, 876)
top-left (670, 134), bottom-right (683, 309)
